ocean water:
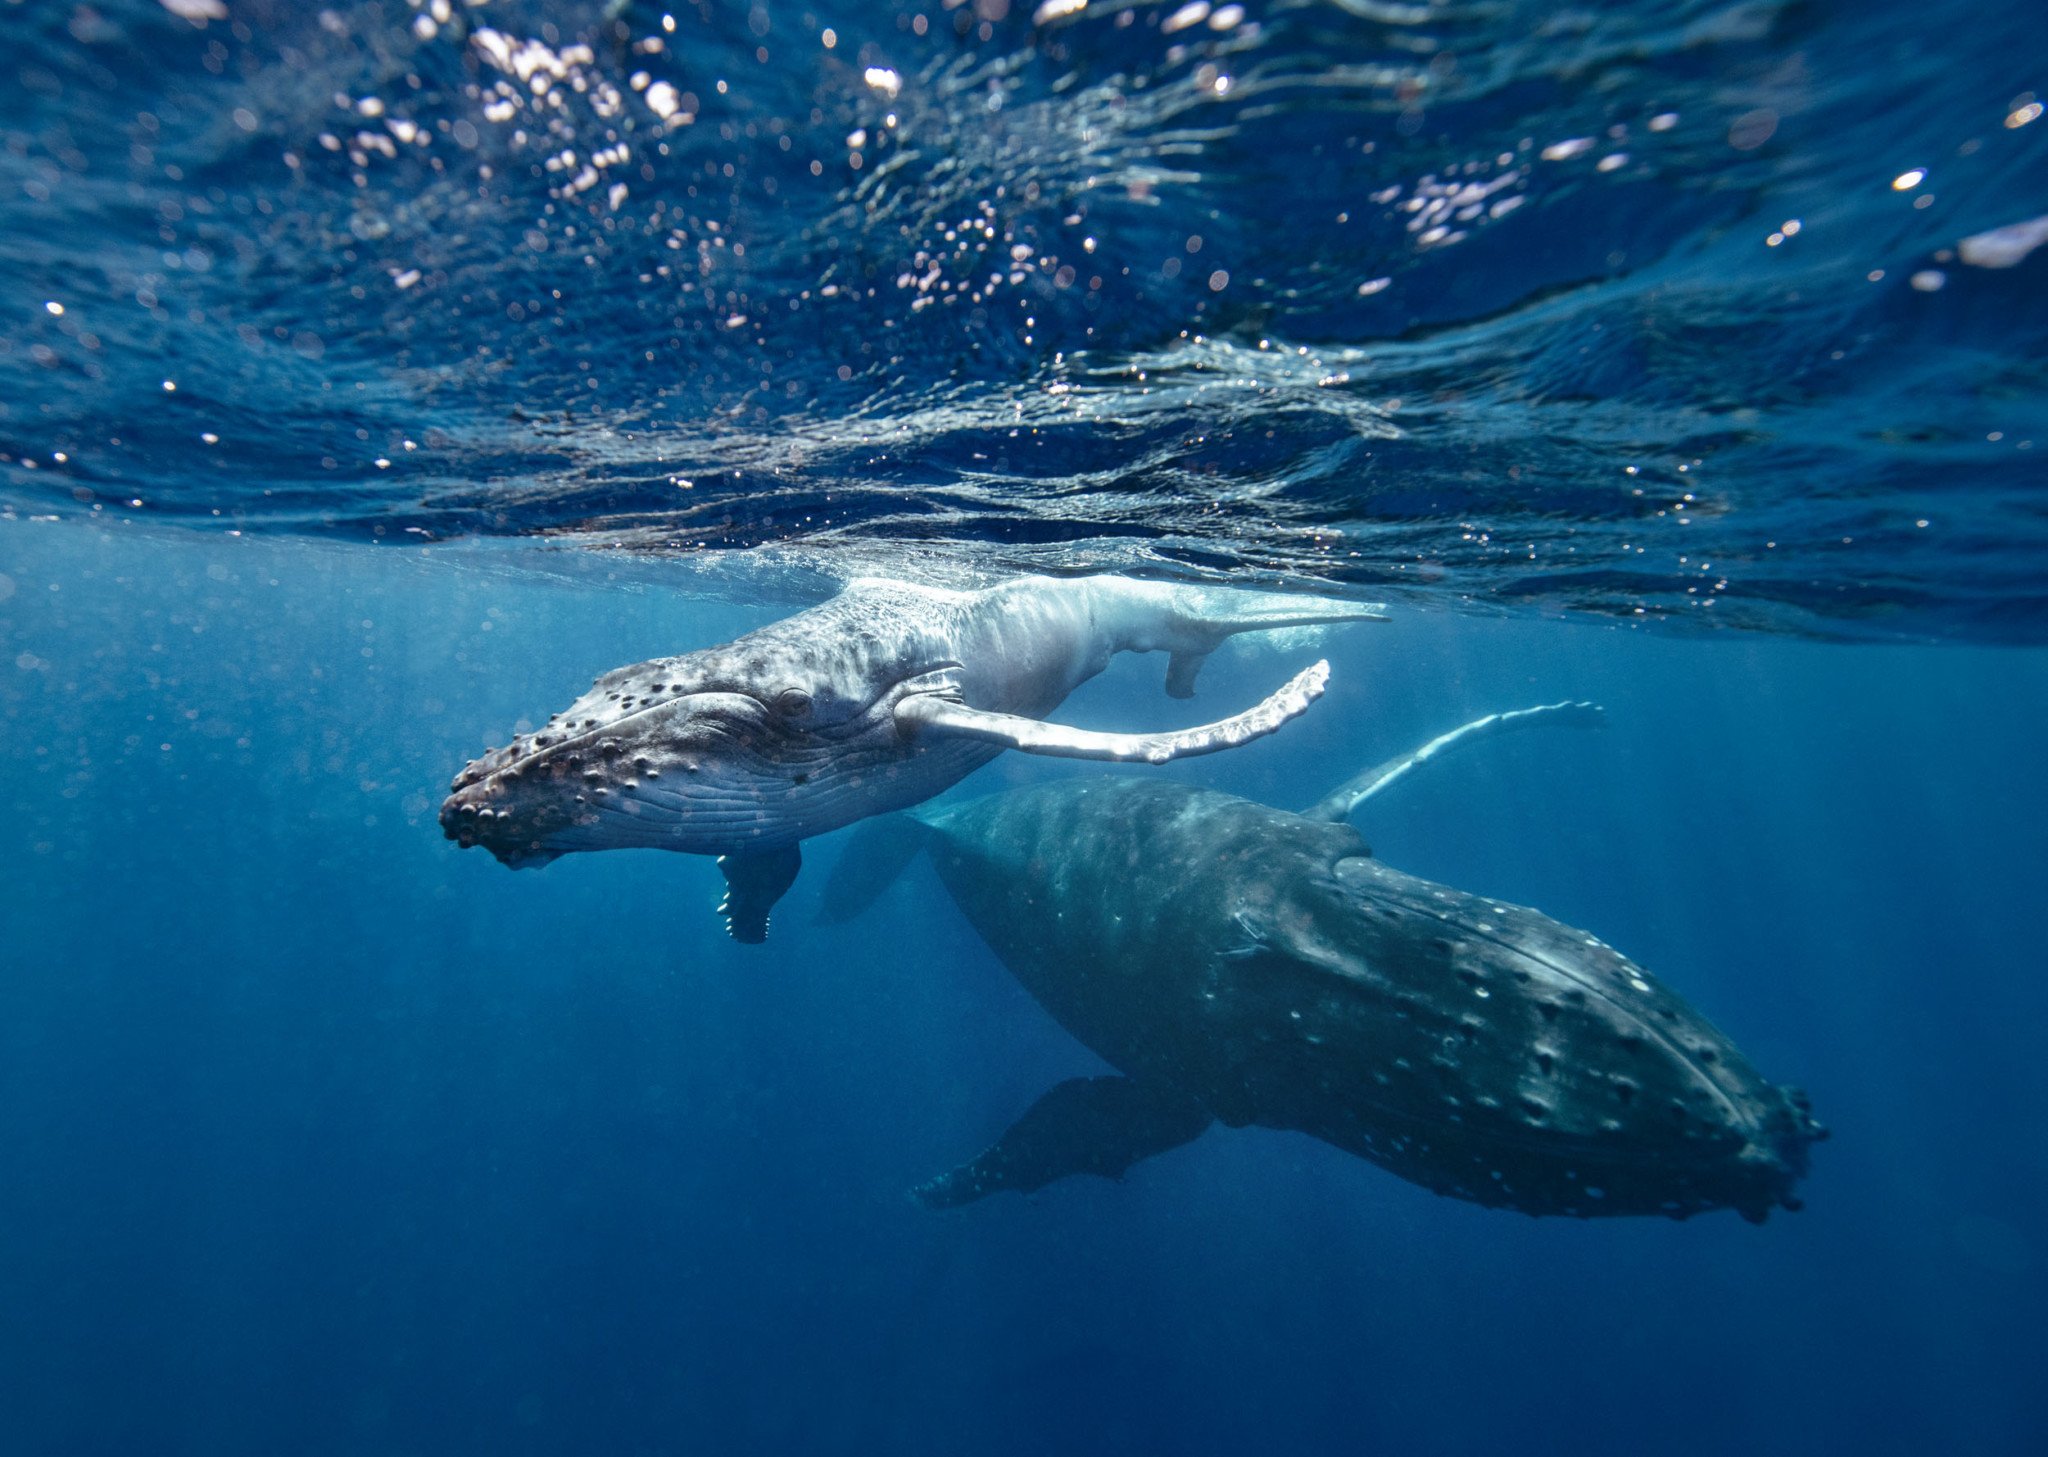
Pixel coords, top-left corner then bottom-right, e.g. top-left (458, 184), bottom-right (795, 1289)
top-left (3, 1), bottom-right (2046, 1454)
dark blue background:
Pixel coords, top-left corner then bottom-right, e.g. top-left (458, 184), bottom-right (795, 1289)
top-left (4, 522), bottom-right (2043, 1455)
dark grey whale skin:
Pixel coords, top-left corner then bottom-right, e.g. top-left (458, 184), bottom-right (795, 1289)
top-left (886, 779), bottom-right (1821, 1223)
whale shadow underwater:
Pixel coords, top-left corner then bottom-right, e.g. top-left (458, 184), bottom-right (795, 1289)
top-left (821, 704), bottom-right (1825, 1224)
top-left (442, 574), bottom-right (1384, 941)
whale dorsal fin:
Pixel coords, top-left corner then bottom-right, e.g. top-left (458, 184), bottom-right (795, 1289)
top-left (916, 1076), bottom-right (1214, 1209)
top-left (1301, 701), bottom-right (1605, 823)
top-left (716, 845), bottom-right (802, 943)
top-left (896, 661), bottom-right (1329, 765)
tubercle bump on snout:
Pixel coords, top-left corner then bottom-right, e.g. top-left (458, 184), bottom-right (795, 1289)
top-left (1729, 1084), bottom-right (1825, 1222)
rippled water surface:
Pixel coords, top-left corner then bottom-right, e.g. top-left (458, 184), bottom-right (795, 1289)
top-left (4, 0), bottom-right (2045, 633)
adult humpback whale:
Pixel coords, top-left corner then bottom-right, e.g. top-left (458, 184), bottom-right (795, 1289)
top-left (822, 705), bottom-right (1824, 1223)
top-left (441, 574), bottom-right (1383, 941)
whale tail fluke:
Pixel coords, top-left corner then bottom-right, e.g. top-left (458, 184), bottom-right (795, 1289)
top-left (814, 815), bottom-right (934, 925)
top-left (1166, 584), bottom-right (1390, 636)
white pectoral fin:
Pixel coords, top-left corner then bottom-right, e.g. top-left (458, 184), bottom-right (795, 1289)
top-left (896, 660), bottom-right (1330, 764)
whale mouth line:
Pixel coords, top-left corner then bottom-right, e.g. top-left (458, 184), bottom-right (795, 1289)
top-left (457, 657), bottom-right (981, 792)
top-left (1259, 1048), bottom-right (1786, 1174)
top-left (459, 690), bottom-right (771, 787)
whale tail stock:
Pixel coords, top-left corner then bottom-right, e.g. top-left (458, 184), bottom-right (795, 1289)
top-left (1093, 579), bottom-right (1388, 699)
top-left (813, 814), bottom-right (934, 926)
top-left (817, 809), bottom-right (1223, 1206)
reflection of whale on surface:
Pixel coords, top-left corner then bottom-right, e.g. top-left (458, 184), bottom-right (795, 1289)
top-left (823, 704), bottom-right (1824, 1223)
top-left (440, 574), bottom-right (1384, 941)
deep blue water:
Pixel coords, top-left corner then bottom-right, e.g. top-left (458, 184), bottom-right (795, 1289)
top-left (3, 0), bottom-right (2048, 1453)
top-left (5, 526), bottom-right (2046, 1455)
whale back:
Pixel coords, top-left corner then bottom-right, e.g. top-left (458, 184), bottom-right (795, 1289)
top-left (925, 779), bottom-right (1360, 1086)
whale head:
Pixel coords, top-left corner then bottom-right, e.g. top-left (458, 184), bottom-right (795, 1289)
top-left (1288, 854), bottom-right (1828, 1223)
top-left (440, 642), bottom-right (961, 867)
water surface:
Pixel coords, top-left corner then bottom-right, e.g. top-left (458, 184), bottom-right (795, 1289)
top-left (4, 0), bottom-right (2046, 634)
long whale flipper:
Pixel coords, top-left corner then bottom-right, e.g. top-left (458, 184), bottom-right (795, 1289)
top-left (1300, 700), bottom-right (1604, 823)
top-left (915, 1076), bottom-right (1214, 1209)
top-left (897, 661), bottom-right (1331, 765)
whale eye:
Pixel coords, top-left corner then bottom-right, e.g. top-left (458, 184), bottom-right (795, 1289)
top-left (774, 687), bottom-right (813, 718)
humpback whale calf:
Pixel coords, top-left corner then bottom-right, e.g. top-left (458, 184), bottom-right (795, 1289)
top-left (822, 704), bottom-right (1824, 1223)
top-left (441, 574), bottom-right (1384, 941)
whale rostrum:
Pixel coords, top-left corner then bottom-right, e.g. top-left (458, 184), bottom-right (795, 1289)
top-left (441, 574), bottom-right (1385, 941)
top-left (821, 703), bottom-right (1825, 1223)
